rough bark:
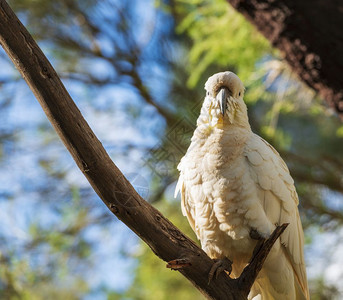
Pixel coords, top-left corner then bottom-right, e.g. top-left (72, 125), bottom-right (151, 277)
top-left (0, 1), bottom-right (285, 299)
top-left (227, 0), bottom-right (343, 118)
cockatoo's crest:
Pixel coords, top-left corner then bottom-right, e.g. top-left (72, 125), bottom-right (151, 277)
top-left (203, 71), bottom-right (248, 126)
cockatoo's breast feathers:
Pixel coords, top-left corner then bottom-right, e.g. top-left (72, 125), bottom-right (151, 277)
top-left (205, 71), bottom-right (245, 99)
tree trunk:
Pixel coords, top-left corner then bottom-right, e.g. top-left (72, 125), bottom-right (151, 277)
top-left (227, 0), bottom-right (343, 118)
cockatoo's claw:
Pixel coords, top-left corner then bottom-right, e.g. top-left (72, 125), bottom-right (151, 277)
top-left (249, 228), bottom-right (263, 240)
top-left (166, 258), bottom-right (192, 270)
top-left (249, 229), bottom-right (266, 258)
top-left (208, 257), bottom-right (232, 284)
top-left (251, 239), bottom-right (265, 259)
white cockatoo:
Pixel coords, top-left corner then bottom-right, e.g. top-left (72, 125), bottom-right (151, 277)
top-left (175, 71), bottom-right (309, 299)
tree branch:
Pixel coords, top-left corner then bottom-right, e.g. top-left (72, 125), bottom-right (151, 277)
top-left (0, 1), bottom-right (286, 298)
top-left (227, 0), bottom-right (343, 118)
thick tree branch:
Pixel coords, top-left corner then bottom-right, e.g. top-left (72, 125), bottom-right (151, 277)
top-left (0, 1), bottom-right (285, 299)
top-left (227, 0), bottom-right (343, 118)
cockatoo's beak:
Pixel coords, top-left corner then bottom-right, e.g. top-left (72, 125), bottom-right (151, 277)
top-left (217, 87), bottom-right (229, 116)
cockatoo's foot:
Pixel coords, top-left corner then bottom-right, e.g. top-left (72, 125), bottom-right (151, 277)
top-left (249, 228), bottom-right (263, 240)
top-left (250, 228), bottom-right (265, 260)
top-left (166, 258), bottom-right (192, 270)
top-left (208, 257), bottom-right (232, 284)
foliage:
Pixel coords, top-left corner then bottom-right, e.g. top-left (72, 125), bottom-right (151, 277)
top-left (0, 191), bottom-right (90, 299)
top-left (309, 277), bottom-right (340, 300)
top-left (174, 0), bottom-right (271, 87)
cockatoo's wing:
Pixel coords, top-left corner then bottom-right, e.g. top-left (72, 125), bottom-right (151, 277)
top-left (244, 134), bottom-right (309, 299)
top-left (175, 171), bottom-right (193, 229)
top-left (174, 154), bottom-right (207, 240)
top-left (175, 158), bottom-right (200, 234)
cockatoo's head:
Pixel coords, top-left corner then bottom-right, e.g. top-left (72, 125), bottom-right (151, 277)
top-left (203, 71), bottom-right (249, 127)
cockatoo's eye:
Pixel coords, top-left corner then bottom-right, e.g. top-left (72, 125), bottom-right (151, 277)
top-left (207, 92), bottom-right (210, 96)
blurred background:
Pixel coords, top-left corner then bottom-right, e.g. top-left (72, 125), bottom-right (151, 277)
top-left (0, 0), bottom-right (342, 299)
